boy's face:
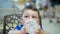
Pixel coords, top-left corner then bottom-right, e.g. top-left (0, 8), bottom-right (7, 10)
top-left (22, 9), bottom-right (40, 25)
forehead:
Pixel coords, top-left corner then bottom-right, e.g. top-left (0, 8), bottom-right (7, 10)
top-left (23, 9), bottom-right (38, 15)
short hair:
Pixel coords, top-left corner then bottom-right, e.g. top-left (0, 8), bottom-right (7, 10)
top-left (24, 5), bottom-right (39, 12)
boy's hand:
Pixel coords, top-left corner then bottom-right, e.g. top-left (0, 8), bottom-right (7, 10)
top-left (8, 26), bottom-right (26, 34)
top-left (35, 29), bottom-right (41, 34)
top-left (8, 30), bottom-right (21, 34)
top-left (20, 26), bottom-right (26, 34)
top-left (35, 29), bottom-right (49, 34)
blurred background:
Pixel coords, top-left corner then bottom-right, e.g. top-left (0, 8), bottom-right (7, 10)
top-left (0, 0), bottom-right (60, 34)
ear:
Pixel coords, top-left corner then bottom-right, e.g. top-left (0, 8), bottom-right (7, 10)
top-left (38, 16), bottom-right (41, 24)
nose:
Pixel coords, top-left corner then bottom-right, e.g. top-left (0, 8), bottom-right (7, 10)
top-left (29, 16), bottom-right (33, 20)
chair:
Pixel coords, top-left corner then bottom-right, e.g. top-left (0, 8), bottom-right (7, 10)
top-left (3, 14), bottom-right (22, 34)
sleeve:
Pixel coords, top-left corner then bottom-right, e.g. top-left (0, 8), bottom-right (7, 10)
top-left (15, 25), bottom-right (23, 30)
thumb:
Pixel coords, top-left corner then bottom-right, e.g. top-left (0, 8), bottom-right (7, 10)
top-left (21, 26), bottom-right (26, 34)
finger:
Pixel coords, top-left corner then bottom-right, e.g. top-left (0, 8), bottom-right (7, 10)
top-left (35, 29), bottom-right (41, 34)
top-left (21, 26), bottom-right (26, 31)
top-left (21, 26), bottom-right (26, 34)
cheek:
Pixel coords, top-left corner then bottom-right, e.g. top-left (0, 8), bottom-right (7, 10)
top-left (22, 16), bottom-right (27, 24)
top-left (22, 18), bottom-right (29, 25)
top-left (34, 18), bottom-right (40, 23)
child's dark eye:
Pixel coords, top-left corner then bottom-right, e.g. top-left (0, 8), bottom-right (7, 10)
top-left (24, 16), bottom-right (29, 18)
top-left (32, 16), bottom-right (37, 18)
